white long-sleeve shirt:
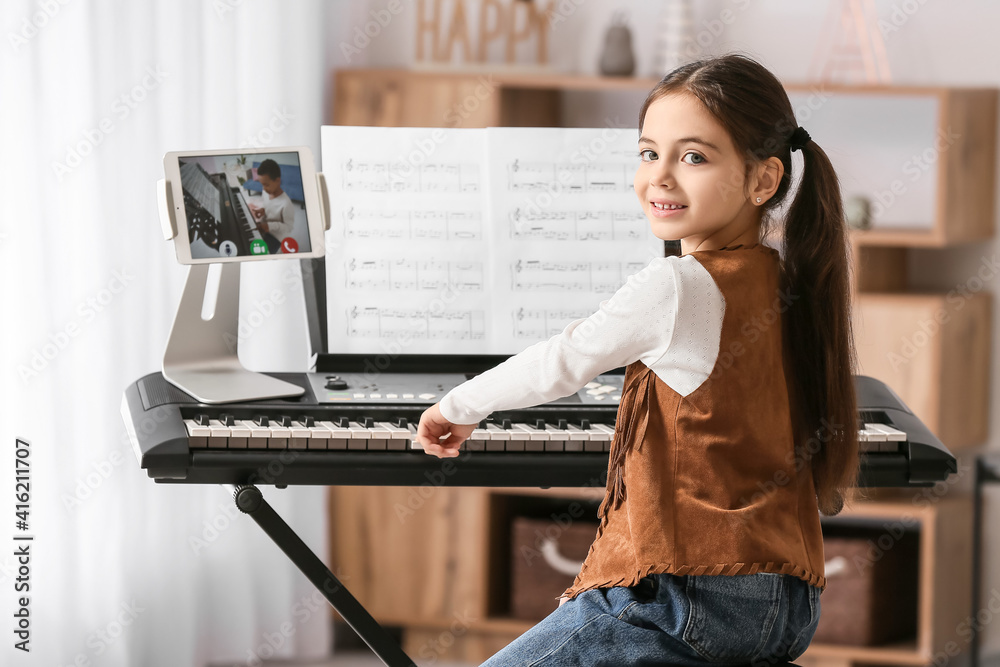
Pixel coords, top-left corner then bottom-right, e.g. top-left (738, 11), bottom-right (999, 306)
top-left (259, 191), bottom-right (294, 240)
top-left (437, 254), bottom-right (726, 425)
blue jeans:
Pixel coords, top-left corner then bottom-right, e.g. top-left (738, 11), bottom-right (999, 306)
top-left (481, 572), bottom-right (820, 666)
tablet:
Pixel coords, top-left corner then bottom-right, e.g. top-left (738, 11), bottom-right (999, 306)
top-left (161, 146), bottom-right (327, 263)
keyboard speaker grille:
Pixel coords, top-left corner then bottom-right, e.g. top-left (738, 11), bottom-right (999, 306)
top-left (139, 374), bottom-right (195, 410)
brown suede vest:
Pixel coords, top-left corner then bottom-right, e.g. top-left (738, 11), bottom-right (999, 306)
top-left (561, 243), bottom-right (826, 600)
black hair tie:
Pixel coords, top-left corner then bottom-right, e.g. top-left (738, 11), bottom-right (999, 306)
top-left (789, 126), bottom-right (811, 152)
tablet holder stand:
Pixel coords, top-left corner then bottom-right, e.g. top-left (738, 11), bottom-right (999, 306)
top-left (161, 262), bottom-right (305, 403)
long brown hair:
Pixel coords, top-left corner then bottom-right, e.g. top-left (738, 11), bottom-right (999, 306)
top-left (638, 53), bottom-right (859, 516)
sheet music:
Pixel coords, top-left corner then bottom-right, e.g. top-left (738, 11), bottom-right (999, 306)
top-left (321, 126), bottom-right (663, 355)
top-left (485, 127), bottom-right (662, 349)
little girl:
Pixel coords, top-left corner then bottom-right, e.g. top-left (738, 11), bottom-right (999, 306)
top-left (416, 52), bottom-right (859, 666)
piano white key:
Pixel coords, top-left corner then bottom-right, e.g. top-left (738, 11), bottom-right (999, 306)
top-left (406, 423), bottom-right (423, 450)
top-left (563, 424), bottom-right (587, 452)
top-left (485, 424), bottom-right (511, 440)
top-left (859, 439), bottom-right (880, 453)
top-left (858, 422), bottom-right (880, 452)
top-left (867, 423), bottom-right (905, 452)
top-left (869, 423), bottom-right (907, 441)
top-left (484, 438), bottom-right (506, 452)
top-left (268, 422), bottom-right (291, 449)
top-left (288, 422), bottom-right (312, 450)
top-left (505, 424), bottom-right (529, 452)
top-left (228, 421), bottom-right (250, 449)
top-left (306, 423), bottom-right (332, 450)
top-left (240, 420), bottom-right (269, 449)
top-left (591, 423), bottom-right (615, 452)
top-left (368, 422), bottom-right (391, 450)
top-left (377, 422), bottom-right (410, 451)
top-left (184, 419), bottom-right (210, 448)
top-left (543, 423), bottom-right (571, 439)
top-left (582, 425), bottom-right (609, 452)
top-left (512, 423), bottom-right (549, 440)
top-left (860, 424), bottom-right (886, 443)
top-left (542, 423), bottom-right (570, 452)
top-left (512, 423), bottom-right (548, 452)
top-left (319, 421), bottom-right (351, 450)
top-left (347, 421), bottom-right (372, 450)
top-left (208, 419), bottom-right (229, 449)
top-left (469, 425), bottom-right (501, 452)
top-left (479, 424), bottom-right (508, 451)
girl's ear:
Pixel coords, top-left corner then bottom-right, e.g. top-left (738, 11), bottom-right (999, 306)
top-left (751, 157), bottom-right (784, 205)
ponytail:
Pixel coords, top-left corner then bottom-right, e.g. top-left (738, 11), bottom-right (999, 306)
top-left (782, 138), bottom-right (860, 516)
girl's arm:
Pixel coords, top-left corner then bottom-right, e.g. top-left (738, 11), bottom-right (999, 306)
top-left (431, 256), bottom-right (683, 427)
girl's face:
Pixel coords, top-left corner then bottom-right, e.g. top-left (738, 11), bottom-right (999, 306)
top-left (634, 92), bottom-right (761, 253)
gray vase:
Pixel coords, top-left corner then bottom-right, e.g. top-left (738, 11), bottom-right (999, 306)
top-left (600, 15), bottom-right (635, 76)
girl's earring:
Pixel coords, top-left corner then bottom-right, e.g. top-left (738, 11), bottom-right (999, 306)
top-left (756, 197), bottom-right (762, 203)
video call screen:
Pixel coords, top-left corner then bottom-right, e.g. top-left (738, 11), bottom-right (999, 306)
top-left (178, 152), bottom-right (312, 259)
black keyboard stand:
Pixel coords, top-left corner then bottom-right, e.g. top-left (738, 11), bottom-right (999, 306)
top-left (227, 484), bottom-right (416, 667)
top-left (970, 453), bottom-right (1000, 667)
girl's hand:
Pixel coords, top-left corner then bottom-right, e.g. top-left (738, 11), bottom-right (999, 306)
top-left (417, 403), bottom-right (477, 458)
top-left (558, 595), bottom-right (569, 607)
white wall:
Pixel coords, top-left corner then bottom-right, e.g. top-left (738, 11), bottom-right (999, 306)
top-left (333, 0), bottom-right (1000, 659)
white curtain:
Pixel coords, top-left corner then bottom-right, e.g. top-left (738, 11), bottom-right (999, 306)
top-left (0, 1), bottom-right (340, 664)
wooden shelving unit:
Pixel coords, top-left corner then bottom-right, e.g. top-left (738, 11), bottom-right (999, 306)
top-left (327, 69), bottom-right (996, 666)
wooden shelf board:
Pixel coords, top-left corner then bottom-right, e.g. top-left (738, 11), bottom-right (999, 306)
top-left (782, 82), bottom-right (984, 96)
top-left (849, 227), bottom-right (945, 247)
top-left (340, 68), bottom-right (660, 91)
top-left (849, 227), bottom-right (994, 247)
top-left (341, 70), bottom-right (996, 97)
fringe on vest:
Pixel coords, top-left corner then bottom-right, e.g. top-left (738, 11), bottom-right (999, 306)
top-left (597, 369), bottom-right (652, 524)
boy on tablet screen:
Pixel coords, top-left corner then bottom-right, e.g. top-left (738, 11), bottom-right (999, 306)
top-left (249, 159), bottom-right (294, 253)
